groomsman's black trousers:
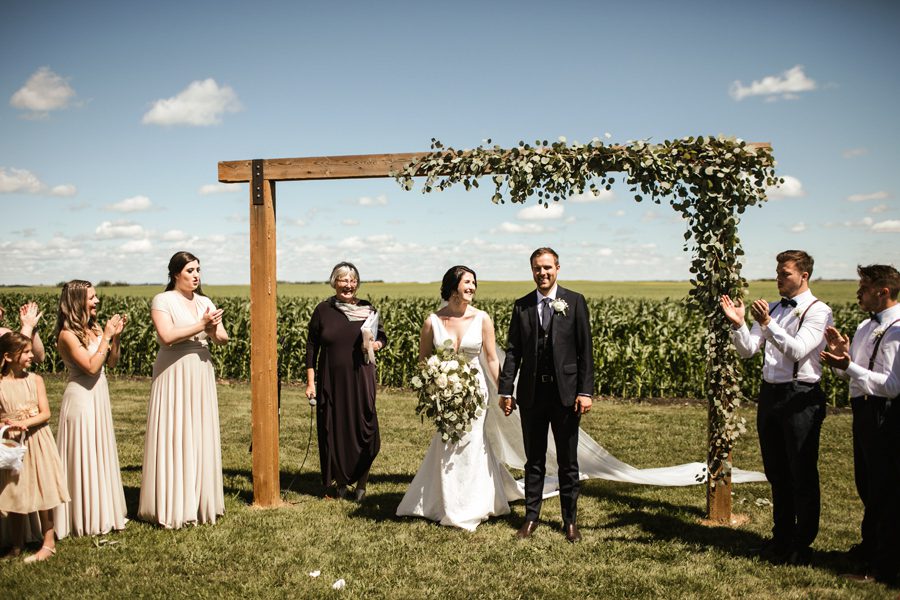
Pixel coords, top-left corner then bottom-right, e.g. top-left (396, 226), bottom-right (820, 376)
top-left (519, 379), bottom-right (581, 525)
top-left (851, 395), bottom-right (900, 583)
top-left (757, 381), bottom-right (826, 554)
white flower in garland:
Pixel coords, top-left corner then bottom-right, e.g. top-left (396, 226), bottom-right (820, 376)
top-left (551, 298), bottom-right (569, 316)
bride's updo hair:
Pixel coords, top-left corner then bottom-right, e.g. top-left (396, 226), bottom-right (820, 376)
top-left (440, 266), bottom-right (477, 301)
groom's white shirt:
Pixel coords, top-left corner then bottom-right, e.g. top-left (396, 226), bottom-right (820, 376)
top-left (536, 284), bottom-right (559, 329)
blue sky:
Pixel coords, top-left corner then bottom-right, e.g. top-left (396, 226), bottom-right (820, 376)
top-left (1, 0), bottom-right (897, 285)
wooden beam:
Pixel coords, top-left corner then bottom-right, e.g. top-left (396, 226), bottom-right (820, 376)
top-left (218, 143), bottom-right (772, 183)
top-left (219, 152), bottom-right (429, 183)
top-left (249, 175), bottom-right (280, 507)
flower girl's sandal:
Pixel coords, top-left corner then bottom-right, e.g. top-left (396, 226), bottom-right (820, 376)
top-left (23, 545), bottom-right (55, 563)
top-left (1, 547), bottom-right (22, 560)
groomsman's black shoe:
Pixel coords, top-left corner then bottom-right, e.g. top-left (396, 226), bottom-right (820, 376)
top-left (786, 547), bottom-right (812, 566)
top-left (353, 487), bottom-right (366, 502)
top-left (564, 523), bottom-right (582, 543)
top-left (516, 520), bottom-right (539, 539)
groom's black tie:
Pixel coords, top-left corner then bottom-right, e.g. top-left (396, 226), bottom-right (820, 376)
top-left (541, 298), bottom-right (553, 331)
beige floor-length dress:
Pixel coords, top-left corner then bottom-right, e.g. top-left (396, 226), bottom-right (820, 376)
top-left (138, 291), bottom-right (224, 528)
top-left (54, 338), bottom-right (127, 538)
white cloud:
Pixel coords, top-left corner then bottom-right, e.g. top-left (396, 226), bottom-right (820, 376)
top-left (50, 184), bottom-right (77, 196)
top-left (847, 191), bottom-right (889, 203)
top-left (162, 230), bottom-right (187, 241)
top-left (729, 65), bottom-right (817, 102)
top-left (120, 239), bottom-right (153, 253)
top-left (766, 175), bottom-right (805, 199)
top-left (517, 203), bottom-right (564, 220)
top-left (106, 195), bottom-right (153, 212)
top-left (142, 78), bottom-right (241, 126)
top-left (871, 204), bottom-right (889, 214)
top-left (286, 218), bottom-right (306, 227)
top-left (10, 67), bottom-right (76, 118)
top-left (0, 167), bottom-right (76, 196)
top-left (825, 216), bottom-right (874, 229)
top-left (95, 220), bottom-right (146, 240)
top-left (0, 167), bottom-right (44, 193)
top-left (199, 182), bottom-right (241, 195)
top-left (569, 189), bottom-right (616, 203)
top-left (342, 219), bottom-right (359, 226)
top-left (872, 220), bottom-right (900, 233)
top-left (367, 234), bottom-right (393, 244)
top-left (491, 222), bottom-right (546, 234)
top-left (357, 194), bottom-right (388, 206)
top-left (338, 236), bottom-right (365, 249)
top-left (613, 209), bottom-right (625, 217)
top-left (641, 210), bottom-right (660, 223)
top-left (790, 222), bottom-right (807, 233)
top-left (842, 147), bottom-right (868, 159)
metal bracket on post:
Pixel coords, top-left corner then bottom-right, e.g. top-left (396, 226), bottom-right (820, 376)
top-left (252, 159), bottom-right (264, 205)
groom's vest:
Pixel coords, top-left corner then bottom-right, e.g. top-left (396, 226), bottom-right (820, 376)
top-left (536, 314), bottom-right (555, 379)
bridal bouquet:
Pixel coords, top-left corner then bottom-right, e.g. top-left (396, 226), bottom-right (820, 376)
top-left (410, 340), bottom-right (484, 443)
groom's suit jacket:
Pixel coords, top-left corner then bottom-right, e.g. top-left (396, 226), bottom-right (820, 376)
top-left (498, 285), bottom-right (594, 408)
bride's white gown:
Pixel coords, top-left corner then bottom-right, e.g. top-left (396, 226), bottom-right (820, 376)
top-left (396, 311), bottom-right (519, 531)
top-left (397, 309), bottom-right (767, 531)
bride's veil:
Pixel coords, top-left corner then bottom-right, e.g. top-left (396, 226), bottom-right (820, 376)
top-left (479, 347), bottom-right (766, 487)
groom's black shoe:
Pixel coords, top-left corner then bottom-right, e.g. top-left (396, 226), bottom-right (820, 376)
top-left (516, 520), bottom-right (539, 539)
top-left (564, 523), bottom-right (582, 543)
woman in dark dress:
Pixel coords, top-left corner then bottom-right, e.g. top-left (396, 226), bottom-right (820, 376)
top-left (306, 262), bottom-right (387, 501)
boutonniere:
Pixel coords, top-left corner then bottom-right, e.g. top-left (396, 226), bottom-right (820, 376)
top-left (551, 298), bottom-right (569, 316)
top-left (792, 308), bottom-right (802, 319)
top-left (874, 327), bottom-right (886, 340)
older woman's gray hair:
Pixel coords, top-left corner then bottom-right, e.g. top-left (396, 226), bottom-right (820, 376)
top-left (329, 262), bottom-right (361, 289)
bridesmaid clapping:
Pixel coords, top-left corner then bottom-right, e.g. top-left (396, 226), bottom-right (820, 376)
top-left (138, 251), bottom-right (228, 529)
top-left (53, 280), bottom-right (128, 538)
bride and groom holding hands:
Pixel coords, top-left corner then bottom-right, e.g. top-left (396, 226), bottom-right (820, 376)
top-left (397, 247), bottom-right (593, 542)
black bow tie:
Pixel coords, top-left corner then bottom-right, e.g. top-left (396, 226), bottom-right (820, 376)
top-left (780, 298), bottom-right (797, 308)
top-left (870, 312), bottom-right (882, 325)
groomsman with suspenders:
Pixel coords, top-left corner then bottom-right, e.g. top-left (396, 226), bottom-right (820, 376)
top-left (821, 265), bottom-right (900, 585)
top-left (720, 250), bottom-right (833, 566)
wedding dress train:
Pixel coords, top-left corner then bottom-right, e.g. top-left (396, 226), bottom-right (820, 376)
top-left (481, 350), bottom-right (767, 488)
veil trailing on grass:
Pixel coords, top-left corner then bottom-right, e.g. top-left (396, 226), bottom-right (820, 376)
top-left (480, 349), bottom-right (767, 488)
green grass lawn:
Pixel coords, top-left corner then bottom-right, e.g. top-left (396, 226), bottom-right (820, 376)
top-left (3, 279), bottom-right (860, 304)
top-left (0, 375), bottom-right (888, 598)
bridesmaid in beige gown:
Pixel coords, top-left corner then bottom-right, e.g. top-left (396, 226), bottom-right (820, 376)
top-left (138, 251), bottom-right (228, 529)
top-left (53, 280), bottom-right (128, 538)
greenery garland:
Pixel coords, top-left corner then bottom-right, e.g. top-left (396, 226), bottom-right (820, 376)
top-left (394, 135), bottom-right (782, 484)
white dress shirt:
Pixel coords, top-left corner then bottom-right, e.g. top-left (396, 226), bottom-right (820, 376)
top-left (840, 303), bottom-right (900, 399)
top-left (730, 289), bottom-right (833, 384)
top-left (536, 285), bottom-right (558, 329)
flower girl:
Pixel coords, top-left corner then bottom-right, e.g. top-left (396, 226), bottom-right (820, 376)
top-left (0, 332), bottom-right (69, 562)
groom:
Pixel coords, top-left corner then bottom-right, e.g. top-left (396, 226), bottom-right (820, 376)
top-left (498, 247), bottom-right (594, 542)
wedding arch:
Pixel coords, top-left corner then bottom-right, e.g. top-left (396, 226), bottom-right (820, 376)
top-left (217, 135), bottom-right (780, 522)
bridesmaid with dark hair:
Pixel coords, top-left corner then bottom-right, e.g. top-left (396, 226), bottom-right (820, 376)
top-left (139, 251), bottom-right (229, 529)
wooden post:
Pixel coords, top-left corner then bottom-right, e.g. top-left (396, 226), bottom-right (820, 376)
top-left (249, 162), bottom-right (280, 506)
top-left (706, 459), bottom-right (732, 523)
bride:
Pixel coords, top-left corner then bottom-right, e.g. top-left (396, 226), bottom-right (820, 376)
top-left (396, 265), bottom-right (519, 530)
top-left (397, 265), bottom-right (767, 531)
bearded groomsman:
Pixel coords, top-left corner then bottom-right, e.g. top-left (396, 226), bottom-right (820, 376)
top-left (720, 250), bottom-right (833, 565)
top-left (821, 265), bottom-right (900, 585)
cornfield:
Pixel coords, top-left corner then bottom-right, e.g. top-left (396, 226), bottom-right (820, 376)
top-left (0, 292), bottom-right (864, 406)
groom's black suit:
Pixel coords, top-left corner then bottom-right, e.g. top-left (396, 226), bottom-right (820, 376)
top-left (498, 285), bottom-right (594, 524)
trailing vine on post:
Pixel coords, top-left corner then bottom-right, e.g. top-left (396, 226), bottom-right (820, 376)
top-left (394, 135), bottom-right (781, 484)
